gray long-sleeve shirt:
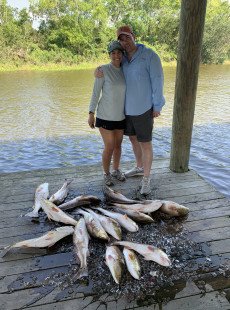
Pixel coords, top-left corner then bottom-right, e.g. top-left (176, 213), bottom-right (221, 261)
top-left (89, 63), bottom-right (126, 121)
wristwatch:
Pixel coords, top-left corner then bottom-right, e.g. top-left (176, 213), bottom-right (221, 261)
top-left (89, 111), bottom-right (94, 114)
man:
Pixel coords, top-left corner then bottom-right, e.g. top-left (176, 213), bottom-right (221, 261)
top-left (97, 25), bottom-right (165, 195)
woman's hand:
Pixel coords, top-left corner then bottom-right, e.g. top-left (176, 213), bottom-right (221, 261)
top-left (88, 113), bottom-right (95, 129)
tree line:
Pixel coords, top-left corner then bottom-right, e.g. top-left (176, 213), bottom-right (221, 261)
top-left (0, 0), bottom-right (229, 67)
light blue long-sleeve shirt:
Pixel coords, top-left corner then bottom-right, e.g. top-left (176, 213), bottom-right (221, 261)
top-left (122, 44), bottom-right (165, 116)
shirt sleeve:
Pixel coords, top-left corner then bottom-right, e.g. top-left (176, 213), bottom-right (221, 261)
top-left (89, 76), bottom-right (104, 113)
top-left (149, 52), bottom-right (165, 112)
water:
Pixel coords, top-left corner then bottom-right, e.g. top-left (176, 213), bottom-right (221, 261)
top-left (0, 65), bottom-right (229, 198)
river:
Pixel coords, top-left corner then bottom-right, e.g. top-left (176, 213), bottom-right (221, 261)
top-left (0, 64), bottom-right (229, 198)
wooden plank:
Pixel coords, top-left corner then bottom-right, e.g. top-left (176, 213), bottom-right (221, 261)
top-left (0, 174), bottom-right (205, 200)
top-left (1, 196), bottom-right (228, 222)
top-left (0, 178), bottom-right (216, 210)
top-left (184, 198), bottom-right (230, 211)
top-left (190, 226), bottom-right (230, 243)
top-left (0, 252), bottom-right (74, 277)
top-left (0, 253), bottom-right (230, 310)
top-left (0, 158), bottom-right (169, 181)
top-left (0, 239), bottom-right (230, 263)
top-left (1, 209), bottom-right (229, 242)
top-left (188, 206), bottom-right (230, 221)
top-left (0, 168), bottom-right (201, 200)
top-left (0, 265), bottom-right (70, 294)
top-left (0, 192), bottom-right (226, 229)
top-left (185, 216), bottom-right (230, 232)
top-left (0, 223), bottom-right (57, 243)
top-left (1, 243), bottom-right (229, 279)
top-left (1, 271), bottom-right (229, 310)
top-left (133, 291), bottom-right (230, 310)
top-left (1, 172), bottom-right (201, 197)
top-left (0, 287), bottom-right (95, 310)
top-left (0, 179), bottom-right (209, 214)
top-left (0, 195), bottom-right (227, 234)
top-left (0, 269), bottom-right (230, 310)
top-left (209, 239), bottom-right (230, 255)
top-left (0, 169), bottom-right (201, 191)
top-left (10, 289), bottom-right (228, 310)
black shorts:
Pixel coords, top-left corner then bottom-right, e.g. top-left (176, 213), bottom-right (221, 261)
top-left (96, 118), bottom-right (126, 130)
top-left (125, 108), bottom-right (154, 142)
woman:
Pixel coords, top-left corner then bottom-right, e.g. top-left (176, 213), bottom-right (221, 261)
top-left (88, 41), bottom-right (126, 186)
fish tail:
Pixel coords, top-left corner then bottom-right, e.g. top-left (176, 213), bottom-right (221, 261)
top-left (0, 245), bottom-right (11, 258)
top-left (72, 266), bottom-right (88, 282)
top-left (24, 210), bottom-right (38, 218)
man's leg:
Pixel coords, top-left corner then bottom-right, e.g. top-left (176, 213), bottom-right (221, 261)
top-left (139, 141), bottom-right (153, 177)
top-left (129, 135), bottom-right (143, 168)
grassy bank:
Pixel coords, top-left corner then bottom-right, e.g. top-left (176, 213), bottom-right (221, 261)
top-left (1, 60), bottom-right (229, 73)
top-left (0, 60), bottom-right (107, 72)
top-left (0, 59), bottom-right (177, 72)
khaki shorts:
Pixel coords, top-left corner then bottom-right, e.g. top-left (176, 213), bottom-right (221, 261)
top-left (124, 108), bottom-right (153, 142)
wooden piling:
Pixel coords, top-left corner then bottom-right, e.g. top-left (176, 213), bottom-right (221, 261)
top-left (170, 0), bottom-right (207, 172)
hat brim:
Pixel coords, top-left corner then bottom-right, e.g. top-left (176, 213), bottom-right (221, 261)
top-left (108, 47), bottom-right (124, 53)
top-left (117, 31), bottom-right (133, 39)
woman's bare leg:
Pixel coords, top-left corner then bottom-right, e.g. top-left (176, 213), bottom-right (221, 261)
top-left (99, 128), bottom-right (115, 174)
top-left (112, 129), bottom-right (124, 170)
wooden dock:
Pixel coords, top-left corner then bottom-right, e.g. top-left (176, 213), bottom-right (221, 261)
top-left (0, 158), bottom-right (229, 310)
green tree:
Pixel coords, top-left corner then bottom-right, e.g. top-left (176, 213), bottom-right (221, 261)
top-left (30, 0), bottom-right (110, 57)
top-left (1, 0), bottom-right (229, 66)
top-left (202, 0), bottom-right (230, 63)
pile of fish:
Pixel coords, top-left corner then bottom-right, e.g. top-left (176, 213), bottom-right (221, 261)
top-left (1, 180), bottom-right (190, 284)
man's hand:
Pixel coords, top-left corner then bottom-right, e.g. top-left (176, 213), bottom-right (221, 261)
top-left (88, 113), bottom-right (95, 129)
top-left (153, 111), bottom-right (161, 118)
top-left (94, 66), bottom-right (104, 78)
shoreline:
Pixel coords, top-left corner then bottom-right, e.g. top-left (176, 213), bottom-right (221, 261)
top-left (0, 60), bottom-right (178, 72)
top-left (0, 60), bottom-right (229, 73)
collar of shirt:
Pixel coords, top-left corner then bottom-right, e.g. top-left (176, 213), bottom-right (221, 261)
top-left (123, 44), bottom-right (144, 63)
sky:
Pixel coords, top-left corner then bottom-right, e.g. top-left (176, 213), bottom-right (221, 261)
top-left (7, 0), bottom-right (29, 10)
top-left (7, 0), bottom-right (41, 28)
top-left (6, 0), bottom-right (230, 10)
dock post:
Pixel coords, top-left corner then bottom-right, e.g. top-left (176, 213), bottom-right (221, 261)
top-left (170, 0), bottom-right (207, 172)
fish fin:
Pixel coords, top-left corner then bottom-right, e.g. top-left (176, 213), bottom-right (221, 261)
top-left (0, 245), bottom-right (12, 258)
top-left (142, 253), bottom-right (156, 261)
top-left (65, 178), bottom-right (73, 186)
top-left (123, 245), bottom-right (132, 250)
top-left (24, 210), bottom-right (39, 218)
top-left (49, 195), bottom-right (55, 202)
top-left (72, 266), bottom-right (88, 282)
top-left (46, 212), bottom-right (52, 221)
top-left (142, 256), bottom-right (152, 261)
top-left (47, 242), bottom-right (56, 248)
